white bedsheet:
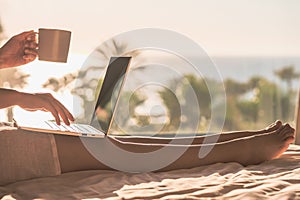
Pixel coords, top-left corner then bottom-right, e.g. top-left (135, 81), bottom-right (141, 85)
top-left (1, 145), bottom-right (300, 199)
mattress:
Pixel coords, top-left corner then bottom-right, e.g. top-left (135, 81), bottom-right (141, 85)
top-left (1, 145), bottom-right (300, 199)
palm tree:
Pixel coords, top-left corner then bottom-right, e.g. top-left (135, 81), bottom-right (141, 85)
top-left (275, 65), bottom-right (300, 91)
top-left (274, 65), bottom-right (299, 121)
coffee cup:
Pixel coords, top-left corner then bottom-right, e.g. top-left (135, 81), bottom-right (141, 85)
top-left (38, 28), bottom-right (71, 63)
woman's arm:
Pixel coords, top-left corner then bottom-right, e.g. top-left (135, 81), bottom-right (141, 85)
top-left (0, 88), bottom-right (20, 109)
top-left (0, 88), bottom-right (74, 125)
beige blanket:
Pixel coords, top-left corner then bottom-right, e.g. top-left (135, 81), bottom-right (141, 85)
top-left (1, 145), bottom-right (300, 199)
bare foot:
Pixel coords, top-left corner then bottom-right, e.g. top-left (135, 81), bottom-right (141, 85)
top-left (239, 123), bottom-right (294, 165)
top-left (268, 123), bottom-right (295, 159)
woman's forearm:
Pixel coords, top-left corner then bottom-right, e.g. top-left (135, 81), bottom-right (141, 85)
top-left (0, 89), bottom-right (74, 124)
top-left (0, 88), bottom-right (22, 109)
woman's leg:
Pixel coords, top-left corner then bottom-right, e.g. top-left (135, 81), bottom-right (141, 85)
top-left (55, 122), bottom-right (294, 173)
top-left (111, 123), bottom-right (294, 171)
top-left (55, 134), bottom-right (112, 172)
top-left (115, 120), bottom-right (282, 145)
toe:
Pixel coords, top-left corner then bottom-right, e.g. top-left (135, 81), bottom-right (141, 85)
top-left (275, 120), bottom-right (282, 127)
top-left (267, 120), bottom-right (283, 132)
top-left (280, 125), bottom-right (295, 140)
top-left (284, 136), bottom-right (295, 144)
top-left (285, 123), bottom-right (295, 132)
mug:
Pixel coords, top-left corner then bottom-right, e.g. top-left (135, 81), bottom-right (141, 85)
top-left (38, 28), bottom-right (71, 63)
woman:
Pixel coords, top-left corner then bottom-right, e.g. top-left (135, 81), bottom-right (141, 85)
top-left (0, 31), bottom-right (295, 175)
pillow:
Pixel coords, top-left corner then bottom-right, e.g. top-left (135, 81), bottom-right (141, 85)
top-left (0, 126), bottom-right (61, 185)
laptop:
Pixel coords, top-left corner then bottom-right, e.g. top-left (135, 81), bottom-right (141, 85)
top-left (17, 56), bottom-right (132, 137)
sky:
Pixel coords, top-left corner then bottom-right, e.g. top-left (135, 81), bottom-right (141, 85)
top-left (0, 0), bottom-right (300, 56)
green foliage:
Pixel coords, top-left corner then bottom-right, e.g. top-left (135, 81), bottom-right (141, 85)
top-left (111, 90), bottom-right (147, 133)
top-left (275, 65), bottom-right (299, 89)
top-left (158, 87), bottom-right (181, 132)
top-left (113, 67), bottom-right (298, 133)
top-left (280, 94), bottom-right (291, 120)
top-left (224, 96), bottom-right (241, 130)
top-left (183, 75), bottom-right (211, 119)
top-left (225, 79), bottom-right (249, 96)
top-left (237, 100), bottom-right (259, 122)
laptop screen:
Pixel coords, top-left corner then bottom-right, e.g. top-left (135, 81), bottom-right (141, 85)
top-left (90, 57), bottom-right (132, 134)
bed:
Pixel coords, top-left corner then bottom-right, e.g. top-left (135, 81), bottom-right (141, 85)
top-left (1, 142), bottom-right (300, 200)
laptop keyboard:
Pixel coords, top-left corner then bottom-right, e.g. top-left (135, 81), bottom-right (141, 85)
top-left (45, 121), bottom-right (105, 135)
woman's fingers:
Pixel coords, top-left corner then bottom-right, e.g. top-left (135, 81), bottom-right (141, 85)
top-left (25, 41), bottom-right (38, 49)
top-left (51, 96), bottom-right (75, 122)
top-left (36, 93), bottom-right (74, 125)
top-left (13, 30), bottom-right (34, 40)
top-left (45, 94), bottom-right (75, 125)
top-left (17, 90), bottom-right (74, 126)
top-left (51, 100), bottom-right (70, 125)
top-left (24, 48), bottom-right (38, 56)
top-left (45, 101), bottom-right (61, 125)
top-left (23, 54), bottom-right (36, 62)
top-left (22, 31), bottom-right (38, 63)
top-left (23, 41), bottom-right (38, 62)
top-left (24, 35), bottom-right (38, 55)
top-left (25, 32), bottom-right (37, 41)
